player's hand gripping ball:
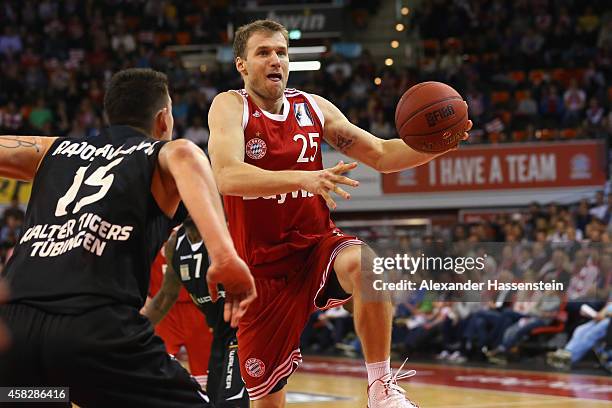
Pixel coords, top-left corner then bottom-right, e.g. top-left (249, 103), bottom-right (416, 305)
top-left (395, 81), bottom-right (470, 153)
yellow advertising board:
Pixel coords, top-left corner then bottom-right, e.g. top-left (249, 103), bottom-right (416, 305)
top-left (0, 179), bottom-right (32, 205)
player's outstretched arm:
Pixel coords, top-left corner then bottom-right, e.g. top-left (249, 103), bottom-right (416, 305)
top-left (141, 234), bottom-right (182, 325)
top-left (312, 95), bottom-right (471, 173)
top-left (0, 136), bottom-right (58, 180)
top-left (154, 139), bottom-right (256, 327)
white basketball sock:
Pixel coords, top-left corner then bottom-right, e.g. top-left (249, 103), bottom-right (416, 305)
top-left (366, 358), bottom-right (391, 385)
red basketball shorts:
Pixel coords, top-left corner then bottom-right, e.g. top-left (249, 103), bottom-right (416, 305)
top-left (237, 231), bottom-right (363, 400)
top-left (155, 301), bottom-right (213, 383)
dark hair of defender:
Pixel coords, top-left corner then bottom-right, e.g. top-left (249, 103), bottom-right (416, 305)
top-left (103, 68), bottom-right (169, 133)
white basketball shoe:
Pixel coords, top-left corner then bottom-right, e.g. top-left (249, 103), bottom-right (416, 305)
top-left (367, 359), bottom-right (419, 408)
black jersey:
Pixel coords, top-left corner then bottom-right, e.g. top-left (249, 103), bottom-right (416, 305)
top-left (171, 226), bottom-right (227, 334)
top-left (3, 126), bottom-right (183, 314)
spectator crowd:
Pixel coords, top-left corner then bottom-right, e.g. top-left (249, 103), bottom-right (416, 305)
top-left (410, 0), bottom-right (612, 143)
top-left (0, 0), bottom-right (611, 149)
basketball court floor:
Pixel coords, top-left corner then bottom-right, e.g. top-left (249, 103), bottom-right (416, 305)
top-left (71, 355), bottom-right (611, 407)
top-left (281, 357), bottom-right (612, 407)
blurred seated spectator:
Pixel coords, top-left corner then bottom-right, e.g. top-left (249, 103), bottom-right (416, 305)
top-left (584, 97), bottom-right (605, 137)
top-left (567, 249), bottom-right (601, 301)
top-left (2, 198), bottom-right (24, 225)
top-left (460, 272), bottom-right (515, 355)
top-left (520, 28), bottom-right (545, 68)
top-left (537, 248), bottom-right (571, 284)
top-left (302, 306), bottom-right (354, 354)
top-left (325, 55), bottom-right (352, 80)
top-left (67, 119), bottom-right (86, 139)
top-left (0, 212), bottom-right (22, 247)
top-left (111, 25), bottom-right (136, 54)
top-left (321, 306), bottom-right (353, 348)
top-left (575, 199), bottom-right (593, 236)
top-left (566, 248), bottom-right (605, 332)
top-left (547, 299), bottom-right (611, 370)
top-left (539, 85), bottom-right (564, 126)
top-left (182, 116), bottom-right (209, 151)
top-left (28, 97), bottom-right (53, 132)
top-left (577, 6), bottom-right (600, 41)
top-left (514, 90), bottom-right (538, 128)
top-left (349, 74), bottom-right (371, 105)
top-left (593, 309), bottom-right (612, 373)
top-left (0, 26), bottom-right (22, 56)
top-left (436, 296), bottom-right (482, 363)
top-left (171, 93), bottom-right (189, 128)
top-left (0, 102), bottom-right (23, 134)
top-left (369, 110), bottom-right (394, 139)
top-left (563, 79), bottom-right (587, 127)
top-left (439, 47), bottom-right (463, 81)
top-left (589, 191), bottom-right (609, 221)
top-left (558, 226), bottom-right (582, 257)
top-left (486, 289), bottom-right (562, 364)
top-left (465, 88), bottom-right (486, 127)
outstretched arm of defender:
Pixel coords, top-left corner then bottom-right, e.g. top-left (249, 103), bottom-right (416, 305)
top-left (141, 235), bottom-right (182, 325)
top-left (313, 95), bottom-right (472, 174)
top-left (208, 92), bottom-right (358, 209)
top-left (0, 136), bottom-right (58, 180)
top-left (156, 139), bottom-right (256, 328)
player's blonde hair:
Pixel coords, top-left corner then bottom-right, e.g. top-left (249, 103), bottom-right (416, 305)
top-left (233, 19), bottom-right (289, 59)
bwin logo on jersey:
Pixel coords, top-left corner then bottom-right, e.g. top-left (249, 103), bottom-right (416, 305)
top-left (294, 102), bottom-right (314, 127)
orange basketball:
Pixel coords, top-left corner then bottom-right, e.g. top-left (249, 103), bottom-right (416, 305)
top-left (395, 81), bottom-right (468, 154)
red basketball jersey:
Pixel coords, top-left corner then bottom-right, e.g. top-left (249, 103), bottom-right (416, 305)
top-left (149, 246), bottom-right (191, 302)
top-left (223, 88), bottom-right (336, 277)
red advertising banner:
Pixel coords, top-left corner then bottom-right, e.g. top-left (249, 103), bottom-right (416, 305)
top-left (383, 141), bottom-right (607, 194)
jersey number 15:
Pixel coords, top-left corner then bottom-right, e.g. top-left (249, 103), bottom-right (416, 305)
top-left (55, 157), bottom-right (124, 217)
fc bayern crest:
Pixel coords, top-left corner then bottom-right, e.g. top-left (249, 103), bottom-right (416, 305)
top-left (246, 137), bottom-right (267, 160)
top-left (245, 358), bottom-right (266, 378)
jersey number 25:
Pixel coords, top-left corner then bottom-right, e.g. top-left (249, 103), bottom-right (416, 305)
top-left (293, 133), bottom-right (319, 163)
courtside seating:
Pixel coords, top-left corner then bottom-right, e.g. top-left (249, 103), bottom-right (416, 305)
top-left (521, 298), bottom-right (568, 353)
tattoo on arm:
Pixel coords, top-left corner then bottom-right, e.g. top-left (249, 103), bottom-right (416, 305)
top-left (0, 137), bottom-right (41, 152)
top-left (151, 293), bottom-right (174, 316)
top-left (145, 287), bottom-right (179, 325)
top-left (334, 132), bottom-right (355, 153)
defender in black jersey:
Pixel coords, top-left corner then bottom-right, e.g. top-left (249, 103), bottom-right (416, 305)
top-left (0, 69), bottom-right (255, 408)
top-left (143, 216), bottom-right (249, 408)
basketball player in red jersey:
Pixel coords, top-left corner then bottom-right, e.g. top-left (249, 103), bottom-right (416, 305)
top-left (208, 20), bottom-right (471, 408)
top-left (147, 246), bottom-right (212, 389)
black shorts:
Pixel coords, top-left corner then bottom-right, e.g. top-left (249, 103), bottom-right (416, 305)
top-left (207, 331), bottom-right (249, 408)
top-left (0, 303), bottom-right (212, 408)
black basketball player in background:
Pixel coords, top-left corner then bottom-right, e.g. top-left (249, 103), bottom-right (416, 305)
top-left (0, 68), bottom-right (256, 407)
top-left (143, 215), bottom-right (249, 408)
